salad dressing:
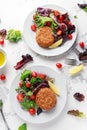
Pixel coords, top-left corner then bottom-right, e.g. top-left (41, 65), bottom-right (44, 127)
top-left (0, 51), bottom-right (5, 66)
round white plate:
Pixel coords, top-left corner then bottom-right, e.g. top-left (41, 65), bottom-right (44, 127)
top-left (9, 65), bottom-right (67, 125)
top-left (23, 4), bottom-right (77, 57)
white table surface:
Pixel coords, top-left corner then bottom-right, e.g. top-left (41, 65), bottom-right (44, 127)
top-left (0, 0), bottom-right (87, 129)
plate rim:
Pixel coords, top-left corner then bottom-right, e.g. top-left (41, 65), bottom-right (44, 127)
top-left (9, 65), bottom-right (67, 125)
top-left (23, 4), bottom-right (77, 57)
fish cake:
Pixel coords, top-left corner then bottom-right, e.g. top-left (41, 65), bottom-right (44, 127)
top-left (36, 26), bottom-right (54, 48)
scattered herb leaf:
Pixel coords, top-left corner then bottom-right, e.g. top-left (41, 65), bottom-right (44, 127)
top-left (67, 110), bottom-right (86, 118)
top-left (78, 3), bottom-right (87, 12)
top-left (74, 93), bottom-right (85, 102)
top-left (18, 123), bottom-right (27, 130)
top-left (74, 15), bottom-right (77, 19)
top-left (6, 29), bottom-right (22, 43)
top-left (14, 54), bottom-right (33, 70)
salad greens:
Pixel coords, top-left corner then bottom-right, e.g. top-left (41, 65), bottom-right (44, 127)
top-left (34, 13), bottom-right (58, 33)
top-left (6, 29), bottom-right (22, 43)
top-left (18, 123), bottom-right (27, 130)
top-left (67, 110), bottom-right (86, 118)
top-left (20, 97), bottom-right (36, 110)
top-left (16, 69), bottom-right (51, 115)
top-left (20, 70), bottom-right (31, 81)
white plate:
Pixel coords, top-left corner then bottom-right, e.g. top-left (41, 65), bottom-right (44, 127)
top-left (9, 65), bottom-right (67, 125)
top-left (23, 4), bottom-right (77, 57)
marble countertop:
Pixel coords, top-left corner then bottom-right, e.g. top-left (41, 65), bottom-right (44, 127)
top-left (0, 0), bottom-right (87, 129)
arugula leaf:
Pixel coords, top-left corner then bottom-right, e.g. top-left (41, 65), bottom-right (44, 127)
top-left (6, 29), bottom-right (22, 43)
top-left (18, 123), bottom-right (27, 130)
top-left (20, 70), bottom-right (31, 81)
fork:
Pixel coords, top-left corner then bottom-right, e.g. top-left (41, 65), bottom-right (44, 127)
top-left (0, 99), bottom-right (11, 130)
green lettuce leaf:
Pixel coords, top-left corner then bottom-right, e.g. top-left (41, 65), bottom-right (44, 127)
top-left (18, 123), bottom-right (27, 130)
top-left (6, 29), bottom-right (22, 43)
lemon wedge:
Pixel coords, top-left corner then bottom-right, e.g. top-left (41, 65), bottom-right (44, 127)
top-left (48, 81), bottom-right (60, 95)
top-left (49, 38), bottom-right (63, 49)
top-left (69, 64), bottom-right (84, 76)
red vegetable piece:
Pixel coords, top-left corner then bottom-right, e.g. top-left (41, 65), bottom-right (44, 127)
top-left (79, 42), bottom-right (84, 49)
top-left (17, 93), bottom-right (24, 102)
top-left (0, 74), bottom-right (6, 80)
top-left (19, 81), bottom-right (23, 88)
top-left (14, 54), bottom-right (33, 70)
top-left (31, 24), bottom-right (36, 31)
top-left (31, 71), bottom-right (37, 77)
top-left (29, 108), bottom-right (36, 115)
top-left (26, 82), bottom-right (31, 88)
top-left (56, 63), bottom-right (62, 69)
top-left (0, 39), bottom-right (4, 45)
top-left (68, 34), bottom-right (73, 40)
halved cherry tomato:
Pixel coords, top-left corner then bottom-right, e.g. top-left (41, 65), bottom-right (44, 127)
top-left (54, 10), bottom-right (60, 16)
top-left (29, 108), bottom-right (36, 115)
top-left (45, 22), bottom-right (51, 26)
top-left (58, 15), bottom-right (64, 21)
top-left (0, 74), bottom-right (6, 80)
top-left (26, 82), bottom-right (31, 88)
top-left (31, 24), bottom-right (36, 31)
top-left (17, 93), bottom-right (24, 102)
top-left (68, 34), bottom-right (73, 40)
top-left (30, 94), bottom-right (36, 100)
top-left (31, 71), bottom-right (37, 77)
top-left (19, 81), bottom-right (23, 88)
top-left (56, 63), bottom-right (62, 69)
top-left (79, 42), bottom-right (84, 49)
top-left (39, 73), bottom-right (46, 79)
top-left (0, 39), bottom-right (4, 45)
top-left (57, 30), bottom-right (62, 35)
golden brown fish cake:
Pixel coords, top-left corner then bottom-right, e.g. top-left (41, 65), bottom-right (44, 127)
top-left (36, 88), bottom-right (57, 110)
top-left (36, 26), bottom-right (54, 48)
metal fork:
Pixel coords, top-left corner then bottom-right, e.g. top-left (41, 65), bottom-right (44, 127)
top-left (0, 99), bottom-right (10, 130)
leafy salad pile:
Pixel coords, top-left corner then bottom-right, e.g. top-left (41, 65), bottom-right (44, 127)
top-left (16, 69), bottom-right (54, 116)
top-left (31, 7), bottom-right (75, 43)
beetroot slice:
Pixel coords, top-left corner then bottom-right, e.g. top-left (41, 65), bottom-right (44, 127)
top-left (14, 54), bottom-right (33, 70)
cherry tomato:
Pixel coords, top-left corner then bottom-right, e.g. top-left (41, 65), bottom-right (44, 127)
top-left (57, 30), bottom-right (62, 35)
top-left (29, 108), bottom-right (36, 115)
top-left (79, 42), bottom-right (84, 49)
top-left (54, 10), bottom-right (60, 16)
top-left (45, 22), bottom-right (51, 26)
top-left (31, 24), bottom-right (36, 31)
top-left (17, 93), bottom-right (24, 102)
top-left (0, 39), bottom-right (4, 45)
top-left (56, 63), bottom-right (62, 69)
top-left (30, 94), bottom-right (36, 100)
top-left (26, 82), bottom-right (31, 88)
top-left (68, 34), bottom-right (73, 40)
top-left (58, 15), bottom-right (64, 21)
top-left (19, 81), bottom-right (23, 87)
top-left (31, 71), bottom-right (37, 77)
top-left (39, 73), bottom-right (46, 79)
top-left (0, 74), bottom-right (6, 80)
